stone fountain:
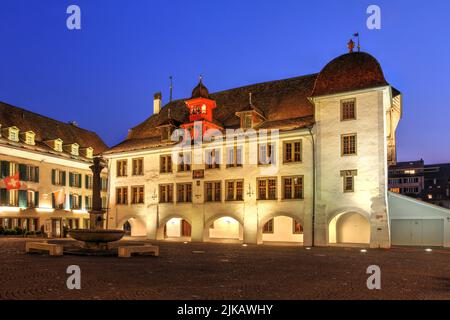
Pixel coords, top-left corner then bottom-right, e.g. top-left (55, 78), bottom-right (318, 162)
top-left (68, 157), bottom-right (124, 250)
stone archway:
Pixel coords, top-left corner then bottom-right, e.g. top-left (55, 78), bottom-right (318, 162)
top-left (117, 216), bottom-right (147, 237)
top-left (258, 212), bottom-right (304, 244)
top-left (328, 211), bottom-right (370, 245)
top-left (204, 214), bottom-right (244, 243)
top-left (157, 214), bottom-right (192, 241)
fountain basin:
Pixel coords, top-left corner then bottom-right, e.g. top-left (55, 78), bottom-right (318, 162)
top-left (69, 229), bottom-right (125, 250)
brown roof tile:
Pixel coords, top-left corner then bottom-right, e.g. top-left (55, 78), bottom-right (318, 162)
top-left (0, 101), bottom-right (108, 156)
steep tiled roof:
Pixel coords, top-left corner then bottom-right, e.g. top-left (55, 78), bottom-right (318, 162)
top-left (106, 51), bottom-right (399, 155)
top-left (0, 101), bottom-right (108, 157)
top-left (106, 74), bottom-right (317, 154)
top-left (312, 52), bottom-right (388, 97)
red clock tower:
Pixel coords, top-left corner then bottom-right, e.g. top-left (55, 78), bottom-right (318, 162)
top-left (181, 78), bottom-right (223, 141)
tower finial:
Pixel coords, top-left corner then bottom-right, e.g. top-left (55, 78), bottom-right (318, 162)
top-left (199, 74), bottom-right (203, 83)
top-left (347, 39), bottom-right (355, 53)
top-left (169, 76), bottom-right (173, 102)
top-left (249, 92), bottom-right (253, 106)
top-left (353, 32), bottom-right (361, 52)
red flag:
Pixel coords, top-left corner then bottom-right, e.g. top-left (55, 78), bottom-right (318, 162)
top-left (4, 172), bottom-right (21, 190)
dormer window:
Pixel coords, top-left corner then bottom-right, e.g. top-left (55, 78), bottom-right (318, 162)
top-left (242, 114), bottom-right (253, 129)
top-left (54, 139), bottom-right (63, 152)
top-left (8, 126), bottom-right (19, 142)
top-left (24, 131), bottom-right (35, 145)
top-left (85, 147), bottom-right (94, 159)
top-left (71, 143), bottom-right (79, 156)
top-left (160, 126), bottom-right (173, 141)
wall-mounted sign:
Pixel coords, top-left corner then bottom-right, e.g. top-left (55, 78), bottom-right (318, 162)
top-left (192, 169), bottom-right (204, 179)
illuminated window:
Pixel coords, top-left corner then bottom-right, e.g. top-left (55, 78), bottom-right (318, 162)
top-left (341, 134), bottom-right (357, 156)
top-left (341, 99), bottom-right (356, 120)
top-left (257, 178), bottom-right (277, 200)
top-left (177, 153), bottom-right (191, 172)
top-left (176, 183), bottom-right (192, 203)
top-left (160, 155), bottom-right (172, 173)
top-left (24, 131), bottom-right (35, 145)
top-left (117, 160), bottom-right (128, 177)
top-left (8, 127), bottom-right (19, 142)
top-left (293, 220), bottom-right (303, 234)
top-left (116, 187), bottom-right (128, 205)
top-left (85, 147), bottom-right (94, 159)
top-left (54, 139), bottom-right (63, 152)
top-left (226, 146), bottom-right (243, 168)
top-left (131, 186), bottom-right (144, 204)
top-left (71, 143), bottom-right (79, 156)
top-left (258, 143), bottom-right (276, 165)
top-left (205, 181), bottom-right (221, 202)
top-left (341, 170), bottom-right (357, 193)
top-left (132, 158), bottom-right (144, 175)
top-left (225, 180), bottom-right (244, 201)
top-left (282, 176), bottom-right (303, 199)
top-left (263, 219), bottom-right (274, 233)
top-left (205, 149), bottom-right (221, 169)
top-left (159, 184), bottom-right (174, 203)
top-left (283, 141), bottom-right (302, 163)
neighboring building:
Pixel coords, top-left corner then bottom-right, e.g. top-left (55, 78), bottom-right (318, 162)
top-left (104, 48), bottom-right (403, 248)
top-left (0, 102), bottom-right (108, 237)
top-left (388, 160), bottom-right (425, 196)
top-left (423, 163), bottom-right (450, 209)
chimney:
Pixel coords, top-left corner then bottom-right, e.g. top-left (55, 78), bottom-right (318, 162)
top-left (153, 92), bottom-right (162, 114)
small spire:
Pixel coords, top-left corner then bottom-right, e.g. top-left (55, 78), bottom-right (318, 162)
top-left (199, 75), bottom-right (203, 83)
top-left (347, 39), bottom-right (355, 53)
top-left (353, 32), bottom-right (361, 52)
top-left (249, 92), bottom-right (253, 106)
top-left (169, 75), bottom-right (173, 102)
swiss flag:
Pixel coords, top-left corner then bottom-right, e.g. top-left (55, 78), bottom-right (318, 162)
top-left (4, 172), bottom-right (21, 190)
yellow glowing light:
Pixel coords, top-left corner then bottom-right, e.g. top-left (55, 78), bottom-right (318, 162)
top-left (242, 244), bottom-right (248, 247)
top-left (72, 209), bottom-right (88, 214)
top-left (36, 208), bottom-right (55, 213)
top-left (425, 248), bottom-right (433, 252)
top-left (360, 249), bottom-right (367, 253)
top-left (0, 206), bottom-right (21, 212)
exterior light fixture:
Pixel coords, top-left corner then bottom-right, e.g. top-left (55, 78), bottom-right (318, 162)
top-left (425, 248), bottom-right (433, 252)
top-left (305, 247), bottom-right (311, 250)
top-left (360, 249), bottom-right (367, 253)
top-left (242, 244), bottom-right (248, 247)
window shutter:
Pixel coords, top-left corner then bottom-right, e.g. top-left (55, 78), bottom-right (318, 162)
top-left (18, 190), bottom-right (27, 208)
top-left (34, 191), bottom-right (39, 207)
top-left (85, 175), bottom-right (88, 189)
top-left (78, 196), bottom-right (82, 209)
top-left (52, 193), bottom-right (56, 209)
top-left (69, 194), bottom-right (73, 209)
top-left (78, 174), bottom-right (82, 188)
top-left (69, 173), bottom-right (73, 187)
top-left (1, 161), bottom-right (10, 178)
top-left (62, 171), bottom-right (66, 185)
top-left (85, 196), bottom-right (88, 210)
top-left (35, 167), bottom-right (39, 183)
top-left (51, 169), bottom-right (56, 185)
top-left (19, 164), bottom-right (27, 181)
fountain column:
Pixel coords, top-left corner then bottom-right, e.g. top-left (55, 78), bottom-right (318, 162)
top-left (90, 157), bottom-right (105, 230)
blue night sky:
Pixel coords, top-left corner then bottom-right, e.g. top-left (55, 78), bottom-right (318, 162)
top-left (0, 0), bottom-right (449, 163)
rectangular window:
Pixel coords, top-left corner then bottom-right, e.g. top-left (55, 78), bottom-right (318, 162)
top-left (131, 186), bottom-right (144, 204)
top-left (258, 143), bottom-right (276, 165)
top-left (283, 176), bottom-right (304, 199)
top-left (52, 169), bottom-right (66, 186)
top-left (226, 146), bottom-right (243, 168)
top-left (177, 183), bottom-right (192, 203)
top-left (225, 180), bottom-right (244, 201)
top-left (177, 153), bottom-right (191, 172)
top-left (242, 114), bottom-right (252, 129)
top-left (342, 134), bottom-right (357, 156)
top-left (160, 155), bottom-right (172, 173)
top-left (132, 158), bottom-right (144, 176)
top-left (19, 164), bottom-right (39, 182)
top-left (85, 175), bottom-right (93, 189)
top-left (257, 178), bottom-right (277, 200)
top-left (117, 160), bottom-right (128, 177)
top-left (70, 194), bottom-right (81, 209)
top-left (85, 195), bottom-right (92, 210)
top-left (116, 187), bottom-right (128, 205)
top-left (341, 99), bottom-right (356, 120)
top-left (341, 170), bottom-right (357, 193)
top-left (101, 177), bottom-right (108, 191)
top-left (263, 218), bottom-right (274, 233)
top-left (69, 172), bottom-right (82, 188)
top-left (283, 141), bottom-right (302, 163)
top-left (27, 190), bottom-right (36, 207)
top-left (205, 181), bottom-right (221, 202)
top-left (159, 184), bottom-right (174, 203)
top-left (205, 149), bottom-right (221, 169)
top-left (293, 220), bottom-right (303, 234)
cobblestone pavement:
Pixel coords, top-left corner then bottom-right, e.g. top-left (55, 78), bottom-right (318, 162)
top-left (0, 238), bottom-right (449, 300)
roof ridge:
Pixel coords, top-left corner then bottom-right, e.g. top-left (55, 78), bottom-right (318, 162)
top-left (0, 101), bottom-right (98, 135)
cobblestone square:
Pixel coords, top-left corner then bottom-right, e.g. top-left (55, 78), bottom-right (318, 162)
top-left (0, 238), bottom-right (449, 300)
